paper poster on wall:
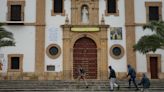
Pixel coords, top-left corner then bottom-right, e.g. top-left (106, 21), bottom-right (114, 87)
top-left (110, 27), bottom-right (122, 40)
top-left (48, 27), bottom-right (59, 43)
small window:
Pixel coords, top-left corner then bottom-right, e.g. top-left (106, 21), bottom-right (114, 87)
top-left (145, 2), bottom-right (162, 22)
top-left (149, 6), bottom-right (159, 21)
top-left (112, 47), bottom-right (121, 56)
top-left (54, 0), bottom-right (63, 13)
top-left (46, 44), bottom-right (61, 59)
top-left (110, 44), bottom-right (124, 59)
top-left (11, 57), bottom-right (20, 69)
top-left (107, 0), bottom-right (116, 13)
top-left (52, 0), bottom-right (65, 16)
top-left (10, 5), bottom-right (22, 21)
top-left (8, 54), bottom-right (23, 72)
top-left (105, 0), bottom-right (119, 16)
top-left (7, 0), bottom-right (25, 24)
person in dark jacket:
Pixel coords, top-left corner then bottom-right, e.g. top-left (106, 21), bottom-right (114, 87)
top-left (109, 66), bottom-right (119, 91)
top-left (138, 73), bottom-right (150, 92)
top-left (127, 64), bottom-right (139, 91)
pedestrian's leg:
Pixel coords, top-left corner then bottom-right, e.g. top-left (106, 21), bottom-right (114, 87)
top-left (132, 78), bottom-right (139, 90)
top-left (110, 78), bottom-right (114, 90)
top-left (76, 75), bottom-right (81, 88)
top-left (113, 78), bottom-right (119, 90)
top-left (114, 83), bottom-right (118, 87)
top-left (83, 77), bottom-right (88, 85)
top-left (77, 75), bottom-right (81, 81)
top-left (82, 76), bottom-right (88, 88)
top-left (140, 88), bottom-right (144, 92)
top-left (113, 78), bottom-right (118, 87)
top-left (128, 78), bottom-right (131, 88)
top-left (144, 88), bottom-right (149, 92)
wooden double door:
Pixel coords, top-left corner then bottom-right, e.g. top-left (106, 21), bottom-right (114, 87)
top-left (73, 37), bottom-right (97, 79)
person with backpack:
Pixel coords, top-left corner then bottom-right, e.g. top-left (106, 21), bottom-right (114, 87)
top-left (109, 66), bottom-right (119, 91)
top-left (138, 73), bottom-right (150, 92)
top-left (77, 65), bottom-right (88, 88)
top-left (127, 64), bottom-right (139, 91)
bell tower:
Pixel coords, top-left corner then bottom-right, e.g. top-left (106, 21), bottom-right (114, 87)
top-left (71, 0), bottom-right (99, 25)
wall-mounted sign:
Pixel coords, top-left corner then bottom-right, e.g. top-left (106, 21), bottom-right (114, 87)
top-left (71, 27), bottom-right (99, 32)
top-left (47, 65), bottom-right (55, 71)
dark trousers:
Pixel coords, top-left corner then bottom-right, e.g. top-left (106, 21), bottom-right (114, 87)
top-left (129, 77), bottom-right (138, 89)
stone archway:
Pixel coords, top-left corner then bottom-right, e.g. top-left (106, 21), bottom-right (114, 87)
top-left (73, 37), bottom-right (97, 79)
top-left (62, 25), bottom-right (109, 80)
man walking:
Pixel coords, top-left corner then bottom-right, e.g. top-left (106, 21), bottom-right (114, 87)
top-left (127, 64), bottom-right (139, 91)
top-left (109, 66), bottom-right (119, 91)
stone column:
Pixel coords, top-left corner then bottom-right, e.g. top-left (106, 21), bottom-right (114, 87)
top-left (62, 25), bottom-right (72, 80)
top-left (125, 0), bottom-right (136, 69)
top-left (99, 26), bottom-right (109, 80)
top-left (35, 0), bottom-right (46, 79)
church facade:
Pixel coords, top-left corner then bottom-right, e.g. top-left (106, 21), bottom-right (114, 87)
top-left (0, 0), bottom-right (164, 80)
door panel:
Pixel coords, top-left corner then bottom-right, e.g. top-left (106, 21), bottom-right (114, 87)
top-left (73, 37), bottom-right (97, 79)
top-left (150, 57), bottom-right (158, 79)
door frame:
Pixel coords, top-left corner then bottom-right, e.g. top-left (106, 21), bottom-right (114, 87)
top-left (73, 37), bottom-right (98, 79)
top-left (62, 25), bottom-right (109, 80)
top-left (146, 54), bottom-right (161, 79)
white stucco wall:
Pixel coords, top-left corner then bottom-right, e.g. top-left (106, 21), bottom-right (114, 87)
top-left (0, 0), bottom-right (7, 22)
top-left (135, 0), bottom-right (164, 73)
top-left (0, 0), bottom-right (36, 22)
top-left (135, 27), bottom-right (164, 73)
top-left (0, 0), bottom-right (36, 72)
top-left (99, 0), bottom-right (127, 72)
top-left (134, 0), bottom-right (163, 23)
top-left (0, 0), bottom-right (164, 74)
top-left (0, 26), bottom-right (36, 72)
top-left (44, 0), bottom-right (71, 72)
top-left (25, 0), bottom-right (36, 22)
top-left (135, 27), bottom-right (153, 72)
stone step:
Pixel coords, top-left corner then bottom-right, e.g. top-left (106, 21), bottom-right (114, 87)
top-left (0, 81), bottom-right (163, 86)
top-left (0, 80), bottom-right (164, 92)
top-left (0, 80), bottom-right (164, 84)
top-left (0, 88), bottom-right (164, 92)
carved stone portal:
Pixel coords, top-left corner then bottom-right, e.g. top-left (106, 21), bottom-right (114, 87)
top-left (62, 0), bottom-right (109, 80)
